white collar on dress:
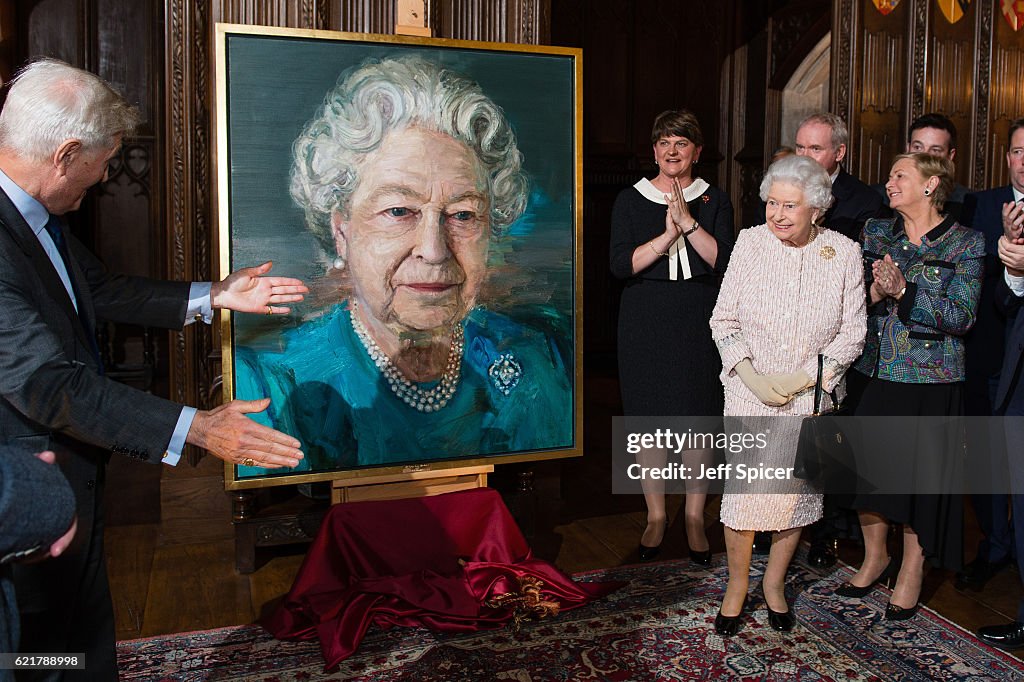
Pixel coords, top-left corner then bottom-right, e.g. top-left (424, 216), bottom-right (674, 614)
top-left (634, 176), bottom-right (710, 205)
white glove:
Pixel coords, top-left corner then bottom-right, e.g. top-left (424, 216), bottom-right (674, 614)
top-left (734, 359), bottom-right (791, 407)
top-left (763, 369), bottom-right (814, 396)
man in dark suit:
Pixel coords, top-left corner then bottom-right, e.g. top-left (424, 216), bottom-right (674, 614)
top-left (976, 173), bottom-right (1024, 648)
top-left (794, 112), bottom-right (887, 243)
top-left (871, 113), bottom-right (971, 222)
top-left (791, 112), bottom-right (886, 568)
top-left (0, 59), bottom-right (307, 679)
top-left (954, 118), bottom-right (1024, 595)
top-left (0, 446), bottom-right (76, 682)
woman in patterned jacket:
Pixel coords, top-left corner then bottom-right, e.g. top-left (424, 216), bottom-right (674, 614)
top-left (837, 153), bottom-right (984, 620)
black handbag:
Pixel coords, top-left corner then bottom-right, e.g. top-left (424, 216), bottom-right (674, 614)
top-left (794, 354), bottom-right (854, 482)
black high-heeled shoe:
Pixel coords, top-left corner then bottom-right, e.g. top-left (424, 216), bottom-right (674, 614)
top-left (638, 543), bottom-right (661, 561)
top-left (689, 548), bottom-right (712, 566)
top-left (714, 596), bottom-right (748, 636)
top-left (834, 558), bottom-right (897, 598)
top-left (760, 583), bottom-right (795, 632)
top-left (884, 601), bottom-right (921, 621)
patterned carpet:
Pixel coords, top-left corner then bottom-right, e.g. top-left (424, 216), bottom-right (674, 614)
top-left (117, 551), bottom-right (1024, 681)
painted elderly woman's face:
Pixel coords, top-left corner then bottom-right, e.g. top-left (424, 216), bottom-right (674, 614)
top-left (332, 126), bottom-right (491, 336)
top-left (764, 181), bottom-right (818, 247)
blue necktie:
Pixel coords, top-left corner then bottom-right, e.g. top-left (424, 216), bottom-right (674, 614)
top-left (43, 215), bottom-right (74, 289)
top-left (43, 214), bottom-right (103, 372)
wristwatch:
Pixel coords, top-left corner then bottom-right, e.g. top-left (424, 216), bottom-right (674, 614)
top-left (683, 221), bottom-right (700, 236)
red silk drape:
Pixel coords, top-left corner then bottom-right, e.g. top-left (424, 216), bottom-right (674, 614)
top-left (262, 487), bottom-right (621, 668)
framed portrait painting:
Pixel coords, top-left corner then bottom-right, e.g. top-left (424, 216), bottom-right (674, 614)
top-left (215, 24), bottom-right (583, 489)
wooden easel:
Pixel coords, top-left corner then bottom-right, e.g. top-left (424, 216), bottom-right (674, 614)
top-left (331, 465), bottom-right (493, 504)
top-left (396, 0), bottom-right (432, 37)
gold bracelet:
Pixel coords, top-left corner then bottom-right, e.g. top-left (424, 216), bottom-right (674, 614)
top-left (648, 241), bottom-right (669, 257)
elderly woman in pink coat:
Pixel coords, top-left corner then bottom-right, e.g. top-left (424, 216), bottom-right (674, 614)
top-left (709, 154), bottom-right (866, 636)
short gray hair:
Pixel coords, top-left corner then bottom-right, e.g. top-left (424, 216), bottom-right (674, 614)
top-left (797, 112), bottom-right (849, 149)
top-left (0, 58), bottom-right (139, 161)
top-left (290, 56), bottom-right (529, 248)
top-left (759, 154), bottom-right (834, 212)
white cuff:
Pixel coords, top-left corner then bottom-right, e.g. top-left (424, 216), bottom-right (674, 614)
top-left (1006, 269), bottom-right (1024, 298)
top-left (161, 407), bottom-right (196, 466)
top-left (186, 282), bottom-right (213, 325)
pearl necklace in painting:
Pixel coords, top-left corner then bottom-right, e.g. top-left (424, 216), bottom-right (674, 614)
top-left (349, 305), bottom-right (464, 412)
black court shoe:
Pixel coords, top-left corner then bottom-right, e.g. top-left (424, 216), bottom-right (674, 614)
top-left (760, 583), bottom-right (795, 632)
top-left (689, 548), bottom-right (712, 566)
top-left (714, 596), bottom-right (748, 637)
top-left (835, 558), bottom-right (897, 598)
top-left (884, 601), bottom-right (921, 621)
top-left (638, 543), bottom-right (661, 561)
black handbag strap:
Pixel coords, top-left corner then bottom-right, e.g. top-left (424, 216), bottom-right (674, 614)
top-left (813, 354), bottom-right (841, 416)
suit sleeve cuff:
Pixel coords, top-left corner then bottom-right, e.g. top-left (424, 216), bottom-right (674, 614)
top-left (186, 282), bottom-right (213, 326)
top-left (1006, 269), bottom-right (1024, 298)
top-left (162, 407), bottom-right (196, 466)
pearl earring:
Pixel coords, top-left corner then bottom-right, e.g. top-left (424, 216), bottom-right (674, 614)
top-left (923, 188), bottom-right (931, 196)
top-left (332, 256), bottom-right (345, 270)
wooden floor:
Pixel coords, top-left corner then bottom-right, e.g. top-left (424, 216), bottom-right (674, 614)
top-left (104, 367), bottom-right (1023, 663)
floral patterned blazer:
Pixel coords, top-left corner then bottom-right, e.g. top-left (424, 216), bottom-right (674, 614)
top-left (853, 215), bottom-right (985, 383)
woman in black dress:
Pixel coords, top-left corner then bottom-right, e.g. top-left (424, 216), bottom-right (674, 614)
top-left (610, 110), bottom-right (735, 562)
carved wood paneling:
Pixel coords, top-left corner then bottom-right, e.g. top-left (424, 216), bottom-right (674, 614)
top-left (338, 0), bottom-right (395, 33)
top-left (433, 0), bottom-right (547, 43)
top-left (988, 2), bottom-right (1024, 190)
top-left (909, 0), bottom-right (927, 119)
top-left (830, 0), bottom-right (854, 119)
top-left (858, 129), bottom-right (895, 185)
top-left (861, 30), bottom-right (902, 113)
top-left (972, 0), bottom-right (993, 190)
top-left (837, 0), bottom-right (1021, 190)
top-left (928, 37), bottom-right (970, 117)
top-left (209, 0), bottom-right (330, 27)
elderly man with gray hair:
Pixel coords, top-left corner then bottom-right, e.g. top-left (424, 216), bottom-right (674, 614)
top-left (0, 58), bottom-right (308, 678)
top-left (795, 112), bottom-right (887, 244)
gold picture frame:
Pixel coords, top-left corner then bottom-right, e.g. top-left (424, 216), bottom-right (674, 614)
top-left (214, 23), bottom-right (583, 490)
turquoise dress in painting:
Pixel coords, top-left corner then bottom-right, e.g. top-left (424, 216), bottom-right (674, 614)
top-left (234, 303), bottom-right (573, 475)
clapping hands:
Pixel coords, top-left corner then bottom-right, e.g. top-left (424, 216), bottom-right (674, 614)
top-left (872, 255), bottom-right (907, 299)
top-left (664, 177), bottom-right (694, 237)
top-left (1000, 201), bottom-right (1024, 276)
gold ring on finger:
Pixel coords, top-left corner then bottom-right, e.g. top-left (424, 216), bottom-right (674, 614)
top-left (242, 458), bottom-right (255, 467)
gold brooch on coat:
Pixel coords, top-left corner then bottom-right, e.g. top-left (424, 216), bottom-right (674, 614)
top-left (820, 245), bottom-right (836, 260)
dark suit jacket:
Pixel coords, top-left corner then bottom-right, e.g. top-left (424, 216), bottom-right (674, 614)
top-left (995, 274), bottom-right (1024, 414)
top-left (0, 446), bottom-right (75, 661)
top-left (0, 186), bottom-right (190, 638)
top-left (962, 186), bottom-right (1014, 414)
top-left (822, 168), bottom-right (888, 242)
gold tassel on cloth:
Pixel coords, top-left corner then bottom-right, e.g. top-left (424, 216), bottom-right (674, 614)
top-left (485, 575), bottom-right (562, 637)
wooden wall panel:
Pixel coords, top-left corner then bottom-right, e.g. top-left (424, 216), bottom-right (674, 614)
top-left (834, 0), bottom-right (907, 185)
top-left (435, 0), bottom-right (548, 44)
top-left (337, 0), bottom-right (395, 33)
top-left (24, 0), bottom-right (83, 64)
top-left (925, 0), bottom-right (975, 189)
top-left (987, 4), bottom-right (1024, 190)
top-left (834, 0), bottom-right (1024, 191)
